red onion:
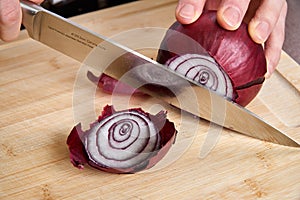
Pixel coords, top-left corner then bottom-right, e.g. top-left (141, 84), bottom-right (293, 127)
top-left (87, 71), bottom-right (143, 95)
top-left (157, 11), bottom-right (267, 106)
top-left (67, 105), bottom-right (177, 173)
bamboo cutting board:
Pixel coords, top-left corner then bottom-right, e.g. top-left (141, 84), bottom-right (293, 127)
top-left (1, 0), bottom-right (300, 199)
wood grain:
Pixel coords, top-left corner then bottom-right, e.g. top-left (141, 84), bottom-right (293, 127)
top-left (0, 0), bottom-right (299, 199)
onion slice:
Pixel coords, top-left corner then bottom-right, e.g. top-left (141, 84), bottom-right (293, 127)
top-left (67, 105), bottom-right (177, 173)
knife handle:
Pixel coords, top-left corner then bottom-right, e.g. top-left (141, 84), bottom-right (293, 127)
top-left (20, 0), bottom-right (43, 39)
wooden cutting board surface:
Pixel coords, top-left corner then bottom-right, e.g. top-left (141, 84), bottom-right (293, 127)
top-left (1, 0), bottom-right (299, 199)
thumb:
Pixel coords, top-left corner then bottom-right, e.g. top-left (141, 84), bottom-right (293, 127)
top-left (0, 0), bottom-right (22, 41)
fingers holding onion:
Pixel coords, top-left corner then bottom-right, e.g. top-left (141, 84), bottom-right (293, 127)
top-left (157, 11), bottom-right (267, 106)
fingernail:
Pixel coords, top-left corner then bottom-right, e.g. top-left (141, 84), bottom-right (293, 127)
top-left (254, 22), bottom-right (269, 43)
top-left (179, 4), bottom-right (195, 20)
top-left (222, 6), bottom-right (241, 28)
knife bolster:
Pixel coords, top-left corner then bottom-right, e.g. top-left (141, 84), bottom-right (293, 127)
top-left (20, 0), bottom-right (43, 39)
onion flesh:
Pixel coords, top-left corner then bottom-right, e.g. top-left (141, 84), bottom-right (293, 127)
top-left (165, 53), bottom-right (234, 99)
top-left (67, 105), bottom-right (177, 173)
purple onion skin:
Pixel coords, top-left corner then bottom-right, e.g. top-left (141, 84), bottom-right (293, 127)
top-left (157, 11), bottom-right (267, 106)
top-left (67, 105), bottom-right (177, 174)
top-left (87, 71), bottom-right (144, 96)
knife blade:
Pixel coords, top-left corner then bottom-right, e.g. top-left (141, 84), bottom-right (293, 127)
top-left (20, 0), bottom-right (299, 147)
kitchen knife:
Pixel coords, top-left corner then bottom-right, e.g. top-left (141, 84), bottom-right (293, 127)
top-left (20, 0), bottom-right (299, 147)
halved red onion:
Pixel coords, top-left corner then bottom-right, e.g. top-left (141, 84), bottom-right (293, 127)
top-left (67, 105), bottom-right (177, 173)
top-left (157, 11), bottom-right (267, 106)
top-left (165, 53), bottom-right (234, 99)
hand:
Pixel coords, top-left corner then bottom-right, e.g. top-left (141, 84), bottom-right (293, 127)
top-left (175, 0), bottom-right (288, 78)
top-left (0, 0), bottom-right (44, 41)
